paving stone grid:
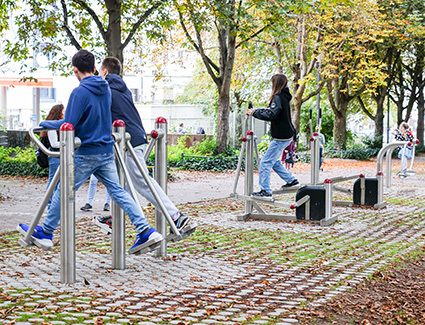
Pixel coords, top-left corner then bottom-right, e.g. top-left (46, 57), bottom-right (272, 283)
top-left (1, 170), bottom-right (425, 324)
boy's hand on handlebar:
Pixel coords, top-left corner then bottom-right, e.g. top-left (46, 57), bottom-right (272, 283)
top-left (246, 108), bottom-right (254, 115)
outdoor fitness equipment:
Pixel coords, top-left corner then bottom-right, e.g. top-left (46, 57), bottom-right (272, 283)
top-left (395, 140), bottom-right (419, 178)
top-left (18, 117), bottom-right (197, 283)
top-left (231, 114), bottom-right (337, 226)
top-left (308, 96), bottom-right (387, 209)
top-left (309, 118), bottom-right (419, 209)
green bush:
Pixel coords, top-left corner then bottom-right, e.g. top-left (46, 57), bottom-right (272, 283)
top-left (340, 147), bottom-right (378, 160)
top-left (0, 146), bottom-right (48, 177)
top-left (170, 155), bottom-right (240, 172)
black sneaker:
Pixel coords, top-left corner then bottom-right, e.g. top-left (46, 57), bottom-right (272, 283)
top-left (103, 203), bottom-right (110, 211)
top-left (93, 216), bottom-right (112, 234)
top-left (251, 190), bottom-right (272, 197)
top-left (80, 203), bottom-right (92, 211)
top-left (281, 179), bottom-right (299, 188)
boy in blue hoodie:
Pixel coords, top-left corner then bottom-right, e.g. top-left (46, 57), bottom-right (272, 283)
top-left (18, 49), bottom-right (163, 254)
top-left (92, 57), bottom-right (193, 236)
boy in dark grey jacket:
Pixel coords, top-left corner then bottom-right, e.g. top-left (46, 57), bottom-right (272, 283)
top-left (93, 57), bottom-right (192, 235)
top-left (246, 74), bottom-right (299, 197)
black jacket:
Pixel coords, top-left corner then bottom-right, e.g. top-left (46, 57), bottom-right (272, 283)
top-left (252, 87), bottom-right (295, 140)
top-left (105, 74), bottom-right (148, 148)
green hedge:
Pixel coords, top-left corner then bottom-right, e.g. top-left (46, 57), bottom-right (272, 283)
top-left (0, 147), bottom-right (48, 178)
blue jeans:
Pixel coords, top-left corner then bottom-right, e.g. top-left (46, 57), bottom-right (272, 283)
top-left (42, 153), bottom-right (149, 234)
top-left (259, 139), bottom-right (296, 193)
top-left (87, 174), bottom-right (111, 205)
top-left (46, 156), bottom-right (60, 210)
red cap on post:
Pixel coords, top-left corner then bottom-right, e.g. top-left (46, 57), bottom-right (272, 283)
top-left (313, 132), bottom-right (319, 136)
top-left (113, 120), bottom-right (125, 127)
top-left (416, 139), bottom-right (420, 144)
top-left (247, 130), bottom-right (254, 136)
top-left (359, 174), bottom-right (365, 178)
top-left (60, 123), bottom-right (74, 131)
top-left (310, 137), bottom-right (314, 142)
top-left (377, 172), bottom-right (384, 176)
top-left (151, 130), bottom-right (159, 139)
top-left (241, 137), bottom-right (247, 142)
top-left (290, 204), bottom-right (296, 210)
top-left (155, 117), bottom-right (167, 124)
top-left (324, 178), bottom-right (333, 184)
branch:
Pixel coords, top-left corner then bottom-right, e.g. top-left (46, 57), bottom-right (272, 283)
top-left (195, 17), bottom-right (221, 86)
top-left (73, 0), bottom-right (107, 41)
top-left (357, 95), bottom-right (375, 120)
top-left (236, 23), bottom-right (271, 49)
top-left (301, 81), bottom-right (324, 104)
top-left (61, 0), bottom-right (81, 49)
top-left (121, 2), bottom-right (161, 51)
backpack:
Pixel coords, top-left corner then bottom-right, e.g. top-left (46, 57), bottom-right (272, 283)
top-left (36, 136), bottom-right (51, 169)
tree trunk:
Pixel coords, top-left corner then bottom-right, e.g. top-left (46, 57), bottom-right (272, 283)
top-left (216, 90), bottom-right (231, 150)
top-left (333, 104), bottom-right (347, 150)
top-left (105, 0), bottom-right (123, 63)
top-left (290, 88), bottom-right (304, 132)
top-left (417, 88), bottom-right (424, 145)
top-left (326, 78), bottom-right (352, 150)
top-left (374, 94), bottom-right (385, 146)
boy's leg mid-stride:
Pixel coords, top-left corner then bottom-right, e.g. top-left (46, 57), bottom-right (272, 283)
top-left (18, 153), bottom-right (163, 254)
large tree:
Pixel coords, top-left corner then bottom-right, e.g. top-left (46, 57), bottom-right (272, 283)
top-left (387, 0), bottom-right (425, 144)
top-left (319, 0), bottom-right (390, 149)
top-left (175, 0), bottom-right (269, 152)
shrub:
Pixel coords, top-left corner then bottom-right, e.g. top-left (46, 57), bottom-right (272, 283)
top-left (170, 156), bottom-right (239, 172)
top-left (0, 146), bottom-right (48, 177)
top-left (341, 147), bottom-right (377, 160)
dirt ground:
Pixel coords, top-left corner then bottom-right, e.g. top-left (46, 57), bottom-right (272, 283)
top-left (302, 252), bottom-right (425, 324)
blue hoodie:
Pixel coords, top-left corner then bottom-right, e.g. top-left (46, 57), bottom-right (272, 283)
top-left (106, 74), bottom-right (148, 148)
top-left (40, 75), bottom-right (114, 155)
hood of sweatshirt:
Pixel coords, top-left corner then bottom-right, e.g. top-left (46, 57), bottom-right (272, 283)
top-left (105, 74), bottom-right (127, 93)
top-left (281, 87), bottom-right (292, 102)
top-left (80, 75), bottom-right (110, 96)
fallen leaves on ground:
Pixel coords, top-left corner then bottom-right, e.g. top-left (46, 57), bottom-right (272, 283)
top-left (302, 255), bottom-right (425, 324)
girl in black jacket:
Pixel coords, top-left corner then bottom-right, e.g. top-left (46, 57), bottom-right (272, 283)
top-left (246, 74), bottom-right (299, 197)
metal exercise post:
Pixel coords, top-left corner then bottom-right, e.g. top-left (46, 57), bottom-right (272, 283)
top-left (153, 117), bottom-right (168, 257)
top-left (376, 140), bottom-right (419, 189)
top-left (321, 179), bottom-right (336, 226)
top-left (244, 130), bottom-right (255, 215)
top-left (310, 132), bottom-right (320, 185)
top-left (60, 123), bottom-right (77, 284)
top-left (111, 120), bottom-right (126, 270)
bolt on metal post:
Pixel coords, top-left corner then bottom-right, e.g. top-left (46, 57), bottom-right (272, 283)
top-left (111, 120), bottom-right (126, 270)
top-left (154, 117), bottom-right (168, 257)
top-left (59, 123), bottom-right (76, 284)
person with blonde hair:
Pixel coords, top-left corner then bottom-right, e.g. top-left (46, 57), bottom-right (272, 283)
top-left (246, 74), bottom-right (299, 197)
